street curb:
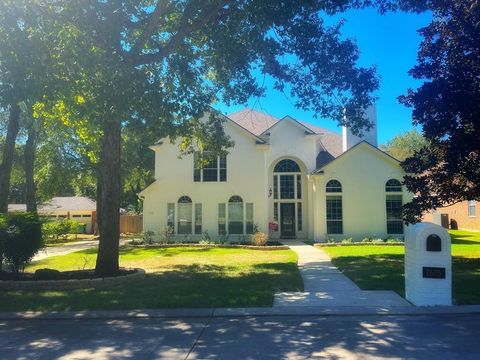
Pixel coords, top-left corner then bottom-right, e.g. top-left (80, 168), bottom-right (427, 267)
top-left (2, 305), bottom-right (480, 321)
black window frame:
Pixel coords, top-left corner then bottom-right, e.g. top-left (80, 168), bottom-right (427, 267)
top-left (326, 195), bottom-right (343, 234)
top-left (193, 151), bottom-right (227, 183)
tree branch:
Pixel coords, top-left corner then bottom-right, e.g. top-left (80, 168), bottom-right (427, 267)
top-left (128, 0), bottom-right (171, 61)
top-left (132, 0), bottom-right (233, 66)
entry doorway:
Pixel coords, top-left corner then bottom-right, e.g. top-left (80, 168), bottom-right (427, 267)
top-left (280, 203), bottom-right (296, 238)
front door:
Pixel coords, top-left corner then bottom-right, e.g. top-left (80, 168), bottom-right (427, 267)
top-left (280, 203), bottom-right (296, 238)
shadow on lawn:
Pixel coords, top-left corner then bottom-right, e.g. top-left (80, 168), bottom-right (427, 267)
top-left (331, 254), bottom-right (405, 296)
top-left (0, 262), bottom-right (303, 312)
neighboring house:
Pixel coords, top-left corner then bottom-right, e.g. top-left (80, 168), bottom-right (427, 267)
top-left (424, 201), bottom-right (479, 232)
top-left (139, 107), bottom-right (412, 242)
top-left (8, 196), bottom-right (97, 233)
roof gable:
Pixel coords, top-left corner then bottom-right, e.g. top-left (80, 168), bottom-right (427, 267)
top-left (260, 115), bottom-right (316, 136)
top-left (313, 141), bottom-right (400, 173)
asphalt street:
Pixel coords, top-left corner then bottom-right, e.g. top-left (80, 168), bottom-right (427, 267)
top-left (1, 313), bottom-right (480, 359)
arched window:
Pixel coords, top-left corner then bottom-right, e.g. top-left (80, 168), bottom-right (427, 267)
top-left (274, 159), bottom-right (301, 173)
top-left (385, 179), bottom-right (402, 192)
top-left (228, 196), bottom-right (243, 234)
top-left (326, 179), bottom-right (342, 193)
top-left (326, 180), bottom-right (343, 234)
top-left (177, 196), bottom-right (192, 234)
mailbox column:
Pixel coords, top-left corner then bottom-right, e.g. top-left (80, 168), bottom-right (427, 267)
top-left (405, 222), bottom-right (452, 306)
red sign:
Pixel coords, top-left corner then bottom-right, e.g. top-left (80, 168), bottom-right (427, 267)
top-left (269, 222), bottom-right (278, 231)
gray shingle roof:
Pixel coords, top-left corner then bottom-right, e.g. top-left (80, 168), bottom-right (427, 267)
top-left (228, 108), bottom-right (278, 136)
top-left (8, 197), bottom-right (97, 213)
top-left (228, 108), bottom-right (342, 164)
top-left (40, 197), bottom-right (97, 211)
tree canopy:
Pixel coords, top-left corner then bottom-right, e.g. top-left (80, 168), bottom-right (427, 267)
top-left (381, 129), bottom-right (427, 162)
top-left (400, 0), bottom-right (480, 223)
top-left (0, 0), bottom-right (433, 275)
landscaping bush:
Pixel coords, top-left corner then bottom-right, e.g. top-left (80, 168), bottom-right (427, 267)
top-left (42, 219), bottom-right (84, 242)
top-left (251, 231), bottom-right (268, 246)
top-left (159, 225), bottom-right (174, 243)
top-left (142, 230), bottom-right (155, 245)
top-left (0, 212), bottom-right (43, 274)
top-left (341, 237), bottom-right (353, 244)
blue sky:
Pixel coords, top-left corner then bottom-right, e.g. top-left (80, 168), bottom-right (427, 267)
top-left (215, 8), bottom-right (431, 145)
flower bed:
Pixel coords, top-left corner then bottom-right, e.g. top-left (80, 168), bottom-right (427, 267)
top-left (127, 241), bottom-right (288, 251)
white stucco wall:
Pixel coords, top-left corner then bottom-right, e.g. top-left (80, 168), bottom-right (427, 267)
top-left (312, 143), bottom-right (412, 241)
top-left (141, 112), bottom-right (412, 242)
top-left (264, 119), bottom-right (318, 239)
top-left (142, 115), bottom-right (269, 240)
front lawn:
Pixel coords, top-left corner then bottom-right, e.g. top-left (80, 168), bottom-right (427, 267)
top-left (320, 230), bottom-right (480, 304)
top-left (0, 247), bottom-right (303, 312)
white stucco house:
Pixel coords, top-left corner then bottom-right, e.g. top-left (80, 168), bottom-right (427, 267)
top-left (139, 107), bottom-right (411, 242)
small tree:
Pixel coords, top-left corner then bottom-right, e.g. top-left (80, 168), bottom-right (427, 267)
top-left (380, 129), bottom-right (427, 162)
top-left (1, 213), bottom-right (43, 274)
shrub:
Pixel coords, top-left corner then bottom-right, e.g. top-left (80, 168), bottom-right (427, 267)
top-left (386, 237), bottom-right (403, 244)
top-left (341, 237), bottom-right (353, 244)
top-left (372, 238), bottom-right (385, 244)
top-left (159, 225), bottom-right (174, 243)
top-left (0, 212), bottom-right (44, 274)
top-left (201, 230), bottom-right (213, 243)
top-left (326, 238), bottom-right (336, 244)
top-left (361, 237), bottom-right (372, 243)
top-left (142, 230), bottom-right (155, 245)
top-left (251, 231), bottom-right (268, 246)
top-left (42, 219), bottom-right (84, 242)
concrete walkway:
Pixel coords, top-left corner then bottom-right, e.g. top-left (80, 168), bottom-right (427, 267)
top-left (274, 240), bottom-right (411, 307)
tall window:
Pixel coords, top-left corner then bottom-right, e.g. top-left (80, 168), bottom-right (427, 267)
top-left (386, 195), bottom-right (403, 234)
top-left (195, 204), bottom-right (202, 234)
top-left (297, 203), bottom-right (303, 231)
top-left (468, 200), bottom-right (477, 217)
top-left (272, 159), bottom-right (303, 234)
top-left (326, 180), bottom-right (342, 234)
top-left (194, 152), bottom-right (227, 182)
top-left (177, 196), bottom-right (192, 234)
top-left (167, 203), bottom-right (175, 229)
top-left (228, 196), bottom-right (244, 234)
top-left (246, 203), bottom-right (254, 234)
top-left (385, 179), bottom-right (403, 234)
top-left (326, 196), bottom-right (343, 234)
top-left (218, 203), bottom-right (226, 235)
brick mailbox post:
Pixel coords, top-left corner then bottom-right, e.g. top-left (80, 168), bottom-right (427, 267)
top-left (405, 222), bottom-right (452, 306)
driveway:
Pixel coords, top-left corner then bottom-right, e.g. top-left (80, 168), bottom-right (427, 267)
top-left (33, 239), bottom-right (133, 261)
top-left (1, 314), bottom-right (480, 359)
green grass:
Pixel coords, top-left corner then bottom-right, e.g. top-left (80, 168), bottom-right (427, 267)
top-left (320, 230), bottom-right (480, 304)
top-left (0, 247), bottom-right (303, 312)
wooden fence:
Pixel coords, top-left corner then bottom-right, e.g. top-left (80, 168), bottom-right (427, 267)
top-left (120, 215), bottom-right (143, 234)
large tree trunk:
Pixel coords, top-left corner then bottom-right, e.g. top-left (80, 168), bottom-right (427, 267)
top-left (25, 124), bottom-right (37, 213)
top-left (0, 103), bottom-right (21, 213)
top-left (94, 120), bottom-right (121, 276)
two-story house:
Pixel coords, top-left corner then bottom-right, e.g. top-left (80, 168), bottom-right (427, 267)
top-left (139, 107), bottom-right (411, 242)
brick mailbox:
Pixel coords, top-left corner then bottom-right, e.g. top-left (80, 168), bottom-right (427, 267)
top-left (405, 222), bottom-right (452, 306)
